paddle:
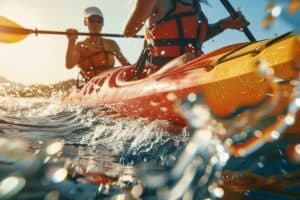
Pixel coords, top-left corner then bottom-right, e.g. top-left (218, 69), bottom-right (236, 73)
top-left (0, 16), bottom-right (144, 44)
top-left (220, 0), bottom-right (256, 42)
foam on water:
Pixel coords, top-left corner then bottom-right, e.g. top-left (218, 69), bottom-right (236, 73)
top-left (0, 96), bottom-right (185, 168)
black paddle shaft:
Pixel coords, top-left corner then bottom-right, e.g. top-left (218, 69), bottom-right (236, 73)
top-left (220, 0), bottom-right (256, 42)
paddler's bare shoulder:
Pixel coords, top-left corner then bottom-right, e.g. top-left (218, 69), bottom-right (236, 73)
top-left (101, 38), bottom-right (120, 50)
top-left (155, 0), bottom-right (173, 13)
top-left (148, 0), bottom-right (174, 26)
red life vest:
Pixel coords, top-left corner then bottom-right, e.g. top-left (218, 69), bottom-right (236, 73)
top-left (146, 0), bottom-right (208, 67)
top-left (77, 38), bottom-right (115, 80)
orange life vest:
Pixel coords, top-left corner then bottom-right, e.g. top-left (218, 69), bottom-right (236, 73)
top-left (78, 38), bottom-right (115, 80)
top-left (146, 0), bottom-right (208, 67)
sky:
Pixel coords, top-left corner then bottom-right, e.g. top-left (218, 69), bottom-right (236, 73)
top-left (0, 0), bottom-right (295, 85)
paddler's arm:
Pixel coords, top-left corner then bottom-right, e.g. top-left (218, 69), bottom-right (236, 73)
top-left (123, 0), bottom-right (157, 36)
top-left (206, 22), bottom-right (225, 41)
top-left (111, 41), bottom-right (131, 66)
top-left (65, 29), bottom-right (80, 69)
top-left (206, 13), bottom-right (249, 41)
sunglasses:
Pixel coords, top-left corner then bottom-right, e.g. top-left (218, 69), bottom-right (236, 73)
top-left (85, 15), bottom-right (104, 24)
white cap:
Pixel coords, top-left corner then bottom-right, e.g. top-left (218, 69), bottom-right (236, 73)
top-left (84, 6), bottom-right (103, 18)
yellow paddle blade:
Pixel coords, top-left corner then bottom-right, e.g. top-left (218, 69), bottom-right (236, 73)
top-left (0, 16), bottom-right (30, 43)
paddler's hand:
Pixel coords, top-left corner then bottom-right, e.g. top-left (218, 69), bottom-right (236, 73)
top-left (66, 28), bottom-right (78, 42)
top-left (218, 12), bottom-right (249, 31)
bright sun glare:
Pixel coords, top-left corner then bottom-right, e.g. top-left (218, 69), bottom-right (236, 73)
top-left (0, 1), bottom-right (77, 85)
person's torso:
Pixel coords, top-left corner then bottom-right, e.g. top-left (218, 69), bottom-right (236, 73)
top-left (77, 37), bottom-right (115, 72)
top-left (145, 0), bottom-right (208, 66)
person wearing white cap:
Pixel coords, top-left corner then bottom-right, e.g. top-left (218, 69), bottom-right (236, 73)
top-left (65, 6), bottom-right (130, 81)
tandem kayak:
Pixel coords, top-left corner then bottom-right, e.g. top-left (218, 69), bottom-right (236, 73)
top-left (63, 33), bottom-right (300, 130)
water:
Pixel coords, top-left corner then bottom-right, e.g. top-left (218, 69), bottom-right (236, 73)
top-left (0, 95), bottom-right (190, 199)
top-left (0, 96), bottom-right (186, 161)
top-left (1, 67), bottom-right (300, 199)
top-left (263, 0), bottom-right (300, 33)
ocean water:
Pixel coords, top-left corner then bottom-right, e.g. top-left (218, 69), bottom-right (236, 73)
top-left (1, 72), bottom-right (300, 200)
top-left (0, 96), bottom-right (189, 199)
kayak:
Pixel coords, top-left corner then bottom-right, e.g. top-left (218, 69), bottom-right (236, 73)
top-left (63, 33), bottom-right (300, 131)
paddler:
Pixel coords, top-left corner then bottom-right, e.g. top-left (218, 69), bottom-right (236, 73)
top-left (66, 6), bottom-right (130, 81)
top-left (123, 0), bottom-right (249, 77)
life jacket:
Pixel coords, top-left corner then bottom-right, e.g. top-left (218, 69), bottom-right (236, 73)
top-left (146, 0), bottom-right (208, 67)
top-left (78, 38), bottom-right (115, 80)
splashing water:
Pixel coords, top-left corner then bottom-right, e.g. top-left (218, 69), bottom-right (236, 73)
top-left (136, 57), bottom-right (300, 199)
top-left (0, 92), bottom-right (191, 199)
top-left (262, 0), bottom-right (300, 32)
top-left (0, 95), bottom-right (187, 171)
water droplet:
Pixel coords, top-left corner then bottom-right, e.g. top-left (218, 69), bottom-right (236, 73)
top-left (0, 176), bottom-right (26, 199)
top-left (160, 107), bottom-right (168, 112)
top-left (212, 187), bottom-right (224, 198)
top-left (254, 130), bottom-right (262, 137)
top-left (150, 100), bottom-right (160, 107)
top-left (271, 131), bottom-right (280, 140)
top-left (48, 168), bottom-right (68, 183)
top-left (295, 97), bottom-right (300, 107)
top-left (257, 162), bottom-right (264, 168)
top-left (210, 156), bottom-right (218, 165)
top-left (257, 60), bottom-right (274, 77)
top-left (44, 156), bottom-right (51, 163)
top-left (46, 141), bottom-right (64, 155)
top-left (166, 93), bottom-right (177, 101)
top-left (224, 138), bottom-right (233, 146)
top-left (285, 114), bottom-right (295, 125)
top-left (219, 152), bottom-right (229, 165)
top-left (271, 5), bottom-right (282, 17)
top-left (187, 93), bottom-right (197, 102)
